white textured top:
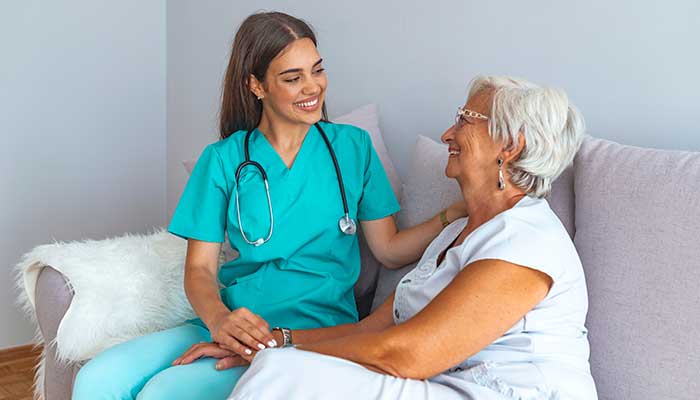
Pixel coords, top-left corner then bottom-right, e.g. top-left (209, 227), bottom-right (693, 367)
top-left (393, 196), bottom-right (597, 398)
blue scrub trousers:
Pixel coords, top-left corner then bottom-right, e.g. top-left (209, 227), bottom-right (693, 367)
top-left (72, 323), bottom-right (247, 399)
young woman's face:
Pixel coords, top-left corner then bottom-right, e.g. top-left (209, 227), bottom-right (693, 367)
top-left (256, 38), bottom-right (327, 127)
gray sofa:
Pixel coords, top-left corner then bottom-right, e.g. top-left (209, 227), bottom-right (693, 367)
top-left (33, 136), bottom-right (700, 399)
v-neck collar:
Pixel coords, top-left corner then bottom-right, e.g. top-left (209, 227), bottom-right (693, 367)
top-left (252, 124), bottom-right (319, 175)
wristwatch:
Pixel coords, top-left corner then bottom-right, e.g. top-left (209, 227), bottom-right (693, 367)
top-left (272, 327), bottom-right (294, 347)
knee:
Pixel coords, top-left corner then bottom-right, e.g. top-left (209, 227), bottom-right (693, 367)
top-left (256, 347), bottom-right (303, 365)
top-left (247, 348), bottom-right (292, 374)
top-left (231, 349), bottom-right (309, 399)
top-left (73, 357), bottom-right (133, 400)
top-left (136, 371), bottom-right (180, 400)
top-left (136, 361), bottom-right (240, 400)
top-left (240, 349), bottom-right (305, 385)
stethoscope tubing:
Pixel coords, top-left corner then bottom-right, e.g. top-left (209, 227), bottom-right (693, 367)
top-left (235, 122), bottom-right (354, 246)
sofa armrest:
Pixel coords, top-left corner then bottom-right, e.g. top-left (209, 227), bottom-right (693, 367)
top-left (35, 266), bottom-right (80, 400)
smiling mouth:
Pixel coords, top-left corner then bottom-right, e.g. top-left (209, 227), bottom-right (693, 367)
top-left (294, 97), bottom-right (319, 110)
top-left (448, 148), bottom-right (460, 156)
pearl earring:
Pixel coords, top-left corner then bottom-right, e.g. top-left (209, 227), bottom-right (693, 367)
top-left (497, 158), bottom-right (506, 190)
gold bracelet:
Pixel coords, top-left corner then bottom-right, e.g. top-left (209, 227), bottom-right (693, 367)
top-left (439, 209), bottom-right (450, 228)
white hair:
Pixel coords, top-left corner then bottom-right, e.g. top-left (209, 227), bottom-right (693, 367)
top-left (467, 75), bottom-right (585, 198)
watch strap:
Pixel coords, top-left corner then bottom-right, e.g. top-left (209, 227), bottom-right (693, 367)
top-left (272, 327), bottom-right (293, 347)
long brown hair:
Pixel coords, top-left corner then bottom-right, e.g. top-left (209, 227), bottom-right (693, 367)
top-left (219, 12), bottom-right (329, 140)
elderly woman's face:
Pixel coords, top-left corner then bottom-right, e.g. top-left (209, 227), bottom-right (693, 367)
top-left (441, 90), bottom-right (502, 185)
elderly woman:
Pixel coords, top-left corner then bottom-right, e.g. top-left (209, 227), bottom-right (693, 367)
top-left (183, 76), bottom-right (597, 399)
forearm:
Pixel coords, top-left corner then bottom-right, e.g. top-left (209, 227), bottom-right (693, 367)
top-left (291, 291), bottom-right (396, 345)
top-left (381, 213), bottom-right (444, 268)
top-left (290, 323), bottom-right (362, 345)
top-left (184, 268), bottom-right (230, 329)
top-left (296, 330), bottom-right (409, 377)
top-left (290, 297), bottom-right (406, 374)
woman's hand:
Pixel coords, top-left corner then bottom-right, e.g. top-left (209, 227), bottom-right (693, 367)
top-left (172, 342), bottom-right (250, 370)
top-left (207, 307), bottom-right (278, 357)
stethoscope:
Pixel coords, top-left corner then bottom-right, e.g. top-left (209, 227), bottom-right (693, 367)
top-left (234, 122), bottom-right (357, 246)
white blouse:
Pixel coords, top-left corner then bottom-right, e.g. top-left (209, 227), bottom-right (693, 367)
top-left (393, 196), bottom-right (597, 399)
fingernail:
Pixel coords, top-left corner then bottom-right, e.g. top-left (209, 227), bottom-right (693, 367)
top-left (257, 343), bottom-right (266, 350)
top-left (268, 340), bottom-right (277, 348)
top-left (244, 348), bottom-right (253, 355)
top-left (215, 363), bottom-right (221, 370)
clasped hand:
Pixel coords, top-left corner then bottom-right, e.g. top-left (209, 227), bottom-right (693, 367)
top-left (172, 307), bottom-right (279, 370)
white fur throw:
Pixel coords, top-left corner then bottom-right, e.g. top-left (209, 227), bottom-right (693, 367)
top-left (14, 228), bottom-right (214, 364)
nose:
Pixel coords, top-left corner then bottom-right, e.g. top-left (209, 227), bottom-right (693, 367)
top-left (441, 125), bottom-right (454, 144)
top-left (302, 85), bottom-right (318, 96)
top-left (302, 78), bottom-right (322, 96)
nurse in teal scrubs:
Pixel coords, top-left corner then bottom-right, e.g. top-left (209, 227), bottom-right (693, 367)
top-left (72, 11), bottom-right (467, 400)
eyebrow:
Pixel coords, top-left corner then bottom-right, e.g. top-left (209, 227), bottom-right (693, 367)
top-left (278, 58), bottom-right (323, 75)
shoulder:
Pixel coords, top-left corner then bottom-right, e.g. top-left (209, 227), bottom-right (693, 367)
top-left (505, 197), bottom-right (572, 246)
top-left (459, 197), bottom-right (579, 279)
top-left (206, 131), bottom-right (247, 164)
top-left (494, 197), bottom-right (568, 238)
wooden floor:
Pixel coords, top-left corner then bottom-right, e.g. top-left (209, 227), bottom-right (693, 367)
top-left (0, 344), bottom-right (41, 400)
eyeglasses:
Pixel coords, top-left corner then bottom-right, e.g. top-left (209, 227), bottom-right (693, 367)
top-left (455, 106), bottom-right (489, 128)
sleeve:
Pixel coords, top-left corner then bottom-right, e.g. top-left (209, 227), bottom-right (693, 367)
top-left (464, 220), bottom-right (566, 283)
top-left (168, 144), bottom-right (229, 243)
top-left (357, 130), bottom-right (401, 221)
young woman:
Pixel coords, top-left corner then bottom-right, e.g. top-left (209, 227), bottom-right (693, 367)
top-left (72, 11), bottom-right (466, 400)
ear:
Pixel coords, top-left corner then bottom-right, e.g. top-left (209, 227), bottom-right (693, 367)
top-left (501, 133), bottom-right (526, 164)
top-left (248, 74), bottom-right (265, 99)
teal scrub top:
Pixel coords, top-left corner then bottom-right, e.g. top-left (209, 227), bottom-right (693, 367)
top-left (168, 122), bottom-right (400, 330)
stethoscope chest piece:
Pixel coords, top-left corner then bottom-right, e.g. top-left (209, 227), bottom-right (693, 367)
top-left (339, 214), bottom-right (357, 235)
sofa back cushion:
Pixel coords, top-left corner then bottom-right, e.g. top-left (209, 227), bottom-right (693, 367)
top-left (548, 166), bottom-right (575, 238)
top-left (573, 136), bottom-right (700, 400)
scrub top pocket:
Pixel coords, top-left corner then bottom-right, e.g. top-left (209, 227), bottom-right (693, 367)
top-left (220, 272), bottom-right (263, 312)
top-left (254, 263), bottom-right (353, 329)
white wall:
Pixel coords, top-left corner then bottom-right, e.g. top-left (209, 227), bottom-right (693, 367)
top-left (0, 0), bottom-right (167, 348)
top-left (167, 1), bottom-right (236, 222)
top-left (166, 0), bottom-right (700, 219)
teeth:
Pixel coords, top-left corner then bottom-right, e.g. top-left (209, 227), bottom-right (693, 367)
top-left (449, 150), bottom-right (460, 155)
top-left (295, 98), bottom-right (318, 108)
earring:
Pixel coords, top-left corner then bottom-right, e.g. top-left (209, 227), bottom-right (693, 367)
top-left (256, 94), bottom-right (264, 100)
top-left (497, 158), bottom-right (506, 190)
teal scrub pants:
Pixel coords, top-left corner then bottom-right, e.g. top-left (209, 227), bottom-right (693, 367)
top-left (72, 323), bottom-right (246, 400)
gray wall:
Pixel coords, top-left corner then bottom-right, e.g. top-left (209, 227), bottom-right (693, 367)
top-left (0, 1), bottom-right (167, 348)
top-left (166, 0), bottom-right (700, 220)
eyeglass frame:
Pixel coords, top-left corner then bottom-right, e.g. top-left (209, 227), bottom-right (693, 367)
top-left (455, 106), bottom-right (489, 128)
